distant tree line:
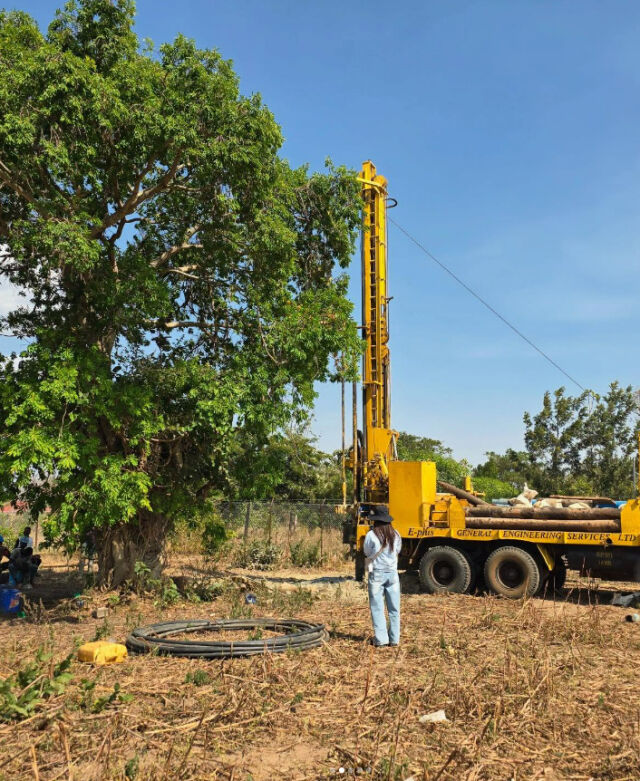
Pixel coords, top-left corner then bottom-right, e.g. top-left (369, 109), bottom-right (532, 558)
top-left (476, 382), bottom-right (640, 500)
top-left (251, 382), bottom-right (640, 504)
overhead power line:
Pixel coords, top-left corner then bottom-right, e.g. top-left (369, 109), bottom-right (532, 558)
top-left (388, 216), bottom-right (585, 392)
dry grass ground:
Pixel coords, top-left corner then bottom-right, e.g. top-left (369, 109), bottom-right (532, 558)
top-left (1, 555), bottom-right (640, 781)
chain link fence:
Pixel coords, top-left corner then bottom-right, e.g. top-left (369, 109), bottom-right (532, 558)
top-left (215, 499), bottom-right (341, 539)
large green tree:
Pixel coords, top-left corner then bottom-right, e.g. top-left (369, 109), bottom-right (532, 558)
top-left (475, 382), bottom-right (640, 498)
top-left (0, 1), bottom-right (360, 584)
top-left (226, 423), bottom-right (344, 504)
top-left (396, 431), bottom-right (472, 486)
top-left (581, 383), bottom-right (640, 498)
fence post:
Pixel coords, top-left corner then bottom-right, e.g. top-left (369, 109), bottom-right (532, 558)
top-left (243, 501), bottom-right (251, 544)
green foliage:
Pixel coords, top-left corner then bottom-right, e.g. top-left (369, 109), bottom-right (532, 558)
top-left (228, 423), bottom-right (344, 502)
top-left (131, 561), bottom-right (180, 605)
top-left (474, 449), bottom-right (530, 489)
top-left (269, 584), bottom-right (316, 613)
top-left (289, 539), bottom-right (324, 567)
top-left (80, 679), bottom-right (133, 713)
top-left (124, 755), bottom-right (140, 780)
top-left (471, 476), bottom-right (516, 501)
top-left (0, 648), bottom-right (74, 722)
top-left (232, 540), bottom-right (281, 570)
top-left (93, 617), bottom-right (113, 640)
top-left (226, 587), bottom-right (255, 619)
top-left (396, 431), bottom-right (472, 485)
top-left (184, 669), bottom-right (211, 686)
top-left (0, 1), bottom-right (361, 578)
top-left (201, 515), bottom-right (230, 558)
top-left (185, 577), bottom-right (224, 603)
top-left (396, 433), bottom-right (452, 461)
top-left (0, 520), bottom-right (13, 544)
top-left (475, 382), bottom-right (640, 498)
top-left (522, 387), bottom-right (590, 495)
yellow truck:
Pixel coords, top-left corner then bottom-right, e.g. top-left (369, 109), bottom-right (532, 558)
top-left (343, 162), bottom-right (640, 598)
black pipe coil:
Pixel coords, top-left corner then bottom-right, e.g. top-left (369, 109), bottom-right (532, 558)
top-left (125, 618), bottom-right (327, 659)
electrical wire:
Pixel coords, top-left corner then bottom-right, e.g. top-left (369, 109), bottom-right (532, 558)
top-left (125, 618), bottom-right (327, 659)
top-left (388, 216), bottom-right (585, 392)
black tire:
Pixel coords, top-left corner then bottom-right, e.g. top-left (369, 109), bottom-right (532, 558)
top-left (419, 546), bottom-right (474, 594)
top-left (484, 546), bottom-right (541, 599)
top-left (355, 550), bottom-right (365, 583)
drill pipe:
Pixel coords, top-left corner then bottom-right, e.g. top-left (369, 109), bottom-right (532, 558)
top-left (466, 517), bottom-right (620, 533)
top-left (465, 506), bottom-right (620, 521)
top-left (438, 480), bottom-right (489, 506)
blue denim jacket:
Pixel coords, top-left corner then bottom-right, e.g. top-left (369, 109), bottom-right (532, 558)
top-left (363, 529), bottom-right (401, 573)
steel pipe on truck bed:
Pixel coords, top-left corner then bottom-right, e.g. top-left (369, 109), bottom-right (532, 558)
top-left (465, 517), bottom-right (621, 533)
top-left (465, 506), bottom-right (620, 521)
top-left (550, 495), bottom-right (615, 503)
top-left (438, 480), bottom-right (489, 506)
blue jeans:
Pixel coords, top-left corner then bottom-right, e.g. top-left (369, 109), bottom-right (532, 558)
top-left (368, 570), bottom-right (400, 646)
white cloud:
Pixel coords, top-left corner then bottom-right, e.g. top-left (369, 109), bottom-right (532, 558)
top-left (0, 279), bottom-right (27, 318)
top-left (0, 244), bottom-right (29, 318)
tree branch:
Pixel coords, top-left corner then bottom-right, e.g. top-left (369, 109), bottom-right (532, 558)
top-left (162, 266), bottom-right (200, 280)
top-left (0, 158), bottom-right (40, 209)
top-left (90, 149), bottom-right (184, 239)
top-left (147, 319), bottom-right (208, 330)
top-left (150, 224), bottom-right (203, 269)
top-left (254, 304), bottom-right (283, 366)
top-left (150, 242), bottom-right (203, 270)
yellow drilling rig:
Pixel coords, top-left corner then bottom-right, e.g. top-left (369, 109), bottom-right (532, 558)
top-left (343, 161), bottom-right (640, 597)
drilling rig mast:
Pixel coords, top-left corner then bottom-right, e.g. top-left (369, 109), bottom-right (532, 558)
top-left (359, 161), bottom-right (395, 503)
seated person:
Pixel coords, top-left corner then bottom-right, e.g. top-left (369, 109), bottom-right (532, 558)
top-left (8, 546), bottom-right (40, 589)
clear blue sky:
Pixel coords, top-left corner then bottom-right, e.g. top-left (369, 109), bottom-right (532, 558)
top-left (5, 1), bottom-right (640, 463)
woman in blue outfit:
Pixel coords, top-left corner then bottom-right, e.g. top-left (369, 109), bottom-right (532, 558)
top-left (362, 505), bottom-right (401, 647)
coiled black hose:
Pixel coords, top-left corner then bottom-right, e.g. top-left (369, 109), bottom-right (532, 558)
top-left (125, 618), bottom-right (326, 659)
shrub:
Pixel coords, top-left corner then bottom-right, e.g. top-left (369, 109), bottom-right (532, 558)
top-left (185, 670), bottom-right (212, 686)
top-left (472, 477), bottom-right (517, 501)
top-left (232, 540), bottom-right (281, 570)
top-left (130, 561), bottom-right (180, 606)
top-left (0, 649), bottom-right (74, 722)
top-left (186, 578), bottom-right (225, 602)
top-left (202, 516), bottom-right (230, 558)
top-left (289, 540), bottom-right (324, 568)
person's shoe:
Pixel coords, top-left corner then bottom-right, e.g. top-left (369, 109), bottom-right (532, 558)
top-left (389, 643), bottom-right (399, 647)
top-left (368, 639), bottom-right (388, 648)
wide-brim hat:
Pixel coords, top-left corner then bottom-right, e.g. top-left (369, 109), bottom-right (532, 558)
top-left (366, 505), bottom-right (393, 524)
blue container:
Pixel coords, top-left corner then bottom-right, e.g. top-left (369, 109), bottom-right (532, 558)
top-left (0, 588), bottom-right (22, 615)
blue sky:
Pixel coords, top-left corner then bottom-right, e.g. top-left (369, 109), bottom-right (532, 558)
top-left (5, 0), bottom-right (640, 463)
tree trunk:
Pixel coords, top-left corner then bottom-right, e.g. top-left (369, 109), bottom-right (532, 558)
top-left (97, 510), bottom-right (169, 588)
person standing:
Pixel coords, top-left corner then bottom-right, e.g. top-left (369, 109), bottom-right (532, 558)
top-left (362, 505), bottom-right (401, 648)
top-left (16, 526), bottom-right (33, 550)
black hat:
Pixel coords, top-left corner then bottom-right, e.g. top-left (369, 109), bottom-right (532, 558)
top-left (367, 505), bottom-right (393, 524)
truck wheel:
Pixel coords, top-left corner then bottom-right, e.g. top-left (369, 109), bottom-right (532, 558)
top-left (484, 546), bottom-right (541, 599)
top-left (419, 546), bottom-right (474, 594)
top-left (355, 551), bottom-right (365, 583)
